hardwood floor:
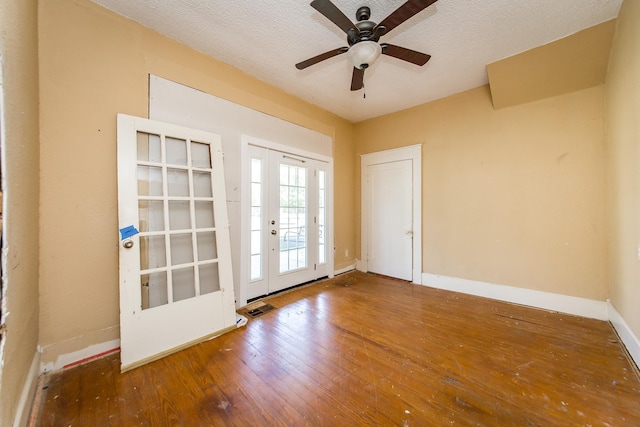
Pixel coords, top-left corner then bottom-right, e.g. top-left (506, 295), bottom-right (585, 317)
top-left (33, 271), bottom-right (640, 426)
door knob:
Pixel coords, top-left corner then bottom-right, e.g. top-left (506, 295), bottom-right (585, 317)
top-left (123, 239), bottom-right (134, 249)
top-left (271, 230), bottom-right (277, 235)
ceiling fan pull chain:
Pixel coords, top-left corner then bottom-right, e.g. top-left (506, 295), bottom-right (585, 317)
top-left (363, 82), bottom-right (366, 99)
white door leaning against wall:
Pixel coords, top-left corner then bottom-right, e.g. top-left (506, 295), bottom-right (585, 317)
top-left (117, 114), bottom-right (236, 372)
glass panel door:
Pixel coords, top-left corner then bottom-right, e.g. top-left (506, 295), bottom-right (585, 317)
top-left (247, 146), bottom-right (333, 299)
top-left (118, 114), bottom-right (236, 371)
top-left (266, 151), bottom-right (315, 293)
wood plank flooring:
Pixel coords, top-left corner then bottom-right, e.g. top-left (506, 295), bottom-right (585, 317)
top-left (33, 272), bottom-right (640, 426)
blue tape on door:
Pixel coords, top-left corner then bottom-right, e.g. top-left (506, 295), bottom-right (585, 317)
top-left (119, 225), bottom-right (139, 240)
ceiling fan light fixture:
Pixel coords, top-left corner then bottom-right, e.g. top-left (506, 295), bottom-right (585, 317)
top-left (347, 41), bottom-right (382, 69)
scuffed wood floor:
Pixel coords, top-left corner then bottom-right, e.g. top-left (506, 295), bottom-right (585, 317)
top-left (33, 271), bottom-right (640, 426)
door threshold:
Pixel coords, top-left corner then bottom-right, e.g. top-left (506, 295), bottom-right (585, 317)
top-left (246, 276), bottom-right (329, 305)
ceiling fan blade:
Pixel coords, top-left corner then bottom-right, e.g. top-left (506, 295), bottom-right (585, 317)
top-left (376, 0), bottom-right (439, 35)
top-left (296, 47), bottom-right (349, 70)
top-left (381, 44), bottom-right (431, 66)
top-left (311, 0), bottom-right (357, 35)
top-left (350, 67), bottom-right (364, 91)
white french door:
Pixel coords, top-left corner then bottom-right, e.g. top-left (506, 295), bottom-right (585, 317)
top-left (117, 114), bottom-right (236, 372)
top-left (247, 146), bottom-right (330, 299)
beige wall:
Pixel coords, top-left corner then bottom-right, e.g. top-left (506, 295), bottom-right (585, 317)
top-left (0, 0), bottom-right (41, 423)
top-left (605, 0), bottom-right (640, 339)
top-left (488, 20), bottom-right (616, 109)
top-left (38, 0), bottom-right (355, 364)
top-left (355, 85), bottom-right (607, 300)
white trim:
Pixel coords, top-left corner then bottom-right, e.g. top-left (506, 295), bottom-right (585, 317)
top-left (334, 264), bottom-right (356, 275)
top-left (13, 351), bottom-right (40, 427)
top-left (361, 144), bottom-right (422, 284)
top-left (422, 273), bottom-right (609, 321)
top-left (608, 301), bottom-right (640, 368)
top-left (355, 259), bottom-right (367, 272)
top-left (40, 339), bottom-right (120, 373)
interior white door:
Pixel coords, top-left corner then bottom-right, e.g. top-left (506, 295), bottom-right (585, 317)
top-left (247, 146), bottom-right (329, 299)
top-left (367, 159), bottom-right (413, 280)
top-left (117, 114), bottom-right (236, 372)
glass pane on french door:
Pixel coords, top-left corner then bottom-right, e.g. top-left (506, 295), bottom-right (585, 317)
top-left (250, 157), bottom-right (263, 281)
top-left (136, 131), bottom-right (220, 310)
top-left (318, 169), bottom-right (326, 266)
top-left (278, 162), bottom-right (307, 273)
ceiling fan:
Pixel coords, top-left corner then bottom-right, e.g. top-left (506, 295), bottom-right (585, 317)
top-left (296, 0), bottom-right (438, 91)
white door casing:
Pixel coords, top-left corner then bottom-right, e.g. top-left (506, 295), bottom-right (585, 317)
top-left (361, 145), bottom-right (422, 283)
top-left (117, 114), bottom-right (236, 372)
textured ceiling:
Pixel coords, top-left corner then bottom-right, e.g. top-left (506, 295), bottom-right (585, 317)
top-left (91, 0), bottom-right (623, 122)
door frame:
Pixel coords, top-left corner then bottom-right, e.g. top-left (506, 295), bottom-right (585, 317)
top-left (360, 144), bottom-right (422, 284)
top-left (238, 136), bottom-right (334, 307)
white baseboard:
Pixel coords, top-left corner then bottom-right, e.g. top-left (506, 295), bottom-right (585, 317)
top-left (334, 264), bottom-right (356, 275)
top-left (355, 259), bottom-right (366, 272)
top-left (608, 301), bottom-right (640, 368)
top-left (40, 339), bottom-right (120, 374)
top-left (14, 351), bottom-right (40, 427)
top-left (422, 273), bottom-right (609, 321)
